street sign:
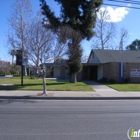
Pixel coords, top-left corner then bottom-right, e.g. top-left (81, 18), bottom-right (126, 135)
top-left (16, 50), bottom-right (28, 66)
top-left (22, 54), bottom-right (28, 66)
top-left (16, 50), bottom-right (22, 65)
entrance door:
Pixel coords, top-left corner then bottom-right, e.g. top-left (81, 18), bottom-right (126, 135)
top-left (89, 66), bottom-right (97, 81)
top-left (82, 66), bottom-right (97, 81)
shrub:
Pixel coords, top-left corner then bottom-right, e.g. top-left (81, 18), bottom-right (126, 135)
top-left (108, 79), bottom-right (116, 84)
top-left (30, 76), bottom-right (36, 79)
top-left (124, 78), bottom-right (130, 83)
top-left (10, 69), bottom-right (17, 75)
top-left (0, 70), bottom-right (5, 75)
top-left (99, 77), bottom-right (108, 83)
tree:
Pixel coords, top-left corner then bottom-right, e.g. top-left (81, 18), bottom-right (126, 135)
top-left (126, 39), bottom-right (140, 51)
top-left (40, 0), bottom-right (103, 82)
top-left (10, 50), bottom-right (17, 65)
top-left (0, 60), bottom-right (11, 75)
top-left (26, 12), bottom-right (67, 94)
top-left (92, 9), bottom-right (116, 49)
top-left (7, 0), bottom-right (32, 78)
top-left (26, 13), bottom-right (55, 94)
top-left (52, 25), bottom-right (69, 60)
top-left (53, 25), bottom-right (83, 82)
top-left (66, 27), bottom-right (83, 82)
top-left (8, 0), bottom-right (32, 51)
top-left (119, 28), bottom-right (128, 50)
top-left (81, 54), bottom-right (88, 63)
top-left (26, 13), bottom-right (54, 68)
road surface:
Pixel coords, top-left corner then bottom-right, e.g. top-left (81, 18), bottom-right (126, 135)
top-left (0, 99), bottom-right (140, 140)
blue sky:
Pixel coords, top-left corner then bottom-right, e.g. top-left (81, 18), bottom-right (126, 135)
top-left (0, 0), bottom-right (140, 62)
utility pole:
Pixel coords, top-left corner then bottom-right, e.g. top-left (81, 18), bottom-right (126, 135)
top-left (119, 39), bottom-right (123, 83)
top-left (21, 58), bottom-right (23, 86)
top-left (16, 50), bottom-right (24, 86)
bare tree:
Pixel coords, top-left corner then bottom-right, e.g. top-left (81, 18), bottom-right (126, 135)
top-left (8, 0), bottom-right (32, 50)
top-left (0, 60), bottom-right (11, 75)
top-left (26, 14), bottom-right (55, 94)
top-left (81, 54), bottom-right (88, 63)
top-left (92, 9), bottom-right (116, 49)
top-left (26, 13), bottom-right (67, 94)
top-left (27, 17), bottom-right (54, 67)
top-left (7, 1), bottom-right (67, 94)
top-left (53, 26), bottom-right (68, 60)
top-left (7, 0), bottom-right (32, 76)
top-left (119, 28), bottom-right (129, 50)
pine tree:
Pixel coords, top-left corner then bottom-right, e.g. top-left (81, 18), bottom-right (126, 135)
top-left (126, 39), bottom-right (140, 51)
top-left (40, 0), bottom-right (103, 82)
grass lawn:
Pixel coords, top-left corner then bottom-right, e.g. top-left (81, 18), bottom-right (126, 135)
top-left (107, 83), bottom-right (140, 91)
top-left (0, 76), bottom-right (93, 91)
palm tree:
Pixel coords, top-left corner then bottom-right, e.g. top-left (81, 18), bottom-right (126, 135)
top-left (10, 50), bottom-right (17, 65)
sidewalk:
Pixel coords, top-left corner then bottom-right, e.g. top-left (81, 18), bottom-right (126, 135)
top-left (0, 81), bottom-right (140, 100)
top-left (0, 90), bottom-right (140, 100)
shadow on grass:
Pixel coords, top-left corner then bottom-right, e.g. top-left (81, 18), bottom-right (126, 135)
top-left (47, 82), bottom-right (67, 85)
top-left (0, 85), bottom-right (23, 90)
top-left (22, 82), bottom-right (66, 86)
top-left (0, 82), bottom-right (67, 90)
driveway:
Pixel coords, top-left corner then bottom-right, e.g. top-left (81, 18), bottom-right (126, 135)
top-left (0, 75), bottom-right (13, 79)
top-left (84, 81), bottom-right (117, 92)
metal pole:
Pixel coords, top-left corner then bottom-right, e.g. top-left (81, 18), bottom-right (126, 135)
top-left (21, 50), bottom-right (23, 86)
top-left (21, 65), bottom-right (23, 86)
top-left (121, 51), bottom-right (123, 80)
top-left (121, 40), bottom-right (123, 82)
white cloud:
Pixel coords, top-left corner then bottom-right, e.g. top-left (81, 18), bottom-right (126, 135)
top-left (98, 6), bottom-right (130, 22)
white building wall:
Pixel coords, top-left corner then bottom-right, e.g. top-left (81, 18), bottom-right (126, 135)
top-left (88, 53), bottom-right (93, 63)
top-left (88, 53), bottom-right (100, 63)
top-left (97, 65), bottom-right (103, 80)
top-left (93, 55), bottom-right (100, 63)
top-left (66, 69), bottom-right (69, 78)
top-left (46, 67), bottom-right (51, 77)
top-left (54, 67), bottom-right (60, 78)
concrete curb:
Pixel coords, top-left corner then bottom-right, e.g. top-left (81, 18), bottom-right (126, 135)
top-left (1, 96), bottom-right (140, 100)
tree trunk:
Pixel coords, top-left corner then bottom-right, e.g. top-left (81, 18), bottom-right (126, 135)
top-left (24, 66), bottom-right (27, 76)
top-left (12, 55), bottom-right (14, 65)
top-left (70, 73), bottom-right (77, 83)
top-left (23, 66), bottom-right (27, 76)
top-left (42, 71), bottom-right (47, 94)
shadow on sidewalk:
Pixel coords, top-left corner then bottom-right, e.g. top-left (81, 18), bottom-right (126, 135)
top-left (83, 81), bottom-right (102, 85)
top-left (0, 99), bottom-right (38, 105)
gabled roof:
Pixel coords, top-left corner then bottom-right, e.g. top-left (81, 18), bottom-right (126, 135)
top-left (44, 59), bottom-right (67, 66)
top-left (44, 63), bottom-right (54, 66)
top-left (88, 49), bottom-right (140, 63)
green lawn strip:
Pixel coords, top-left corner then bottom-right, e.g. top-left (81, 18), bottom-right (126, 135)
top-left (107, 83), bottom-right (140, 91)
top-left (0, 77), bottom-right (93, 91)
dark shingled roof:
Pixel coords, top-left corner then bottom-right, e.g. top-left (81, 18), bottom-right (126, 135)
top-left (92, 49), bottom-right (140, 63)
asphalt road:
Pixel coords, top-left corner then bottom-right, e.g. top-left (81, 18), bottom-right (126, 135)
top-left (0, 99), bottom-right (140, 140)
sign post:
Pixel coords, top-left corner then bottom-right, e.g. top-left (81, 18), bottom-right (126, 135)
top-left (16, 50), bottom-right (23, 86)
top-left (119, 38), bottom-right (124, 83)
top-left (16, 50), bottom-right (28, 86)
